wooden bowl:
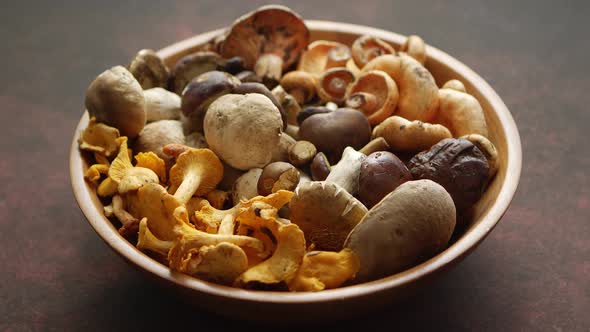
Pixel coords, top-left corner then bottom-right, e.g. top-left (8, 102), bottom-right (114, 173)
top-left (70, 21), bottom-right (522, 322)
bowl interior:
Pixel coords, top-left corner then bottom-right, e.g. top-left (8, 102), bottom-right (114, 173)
top-left (71, 20), bottom-right (521, 310)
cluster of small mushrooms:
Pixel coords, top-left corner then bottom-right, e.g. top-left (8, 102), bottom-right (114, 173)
top-left (79, 5), bottom-right (498, 290)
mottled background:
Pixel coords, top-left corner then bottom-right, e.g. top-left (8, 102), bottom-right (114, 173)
top-left (1, 0), bottom-right (589, 331)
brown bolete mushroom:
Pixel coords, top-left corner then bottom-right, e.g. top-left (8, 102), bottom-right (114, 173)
top-left (351, 35), bottom-right (395, 68)
top-left (220, 5), bottom-right (309, 85)
top-left (85, 66), bottom-right (146, 138)
top-left (204, 93), bottom-right (283, 170)
top-left (288, 140), bottom-right (317, 166)
top-left (299, 108), bottom-right (371, 163)
top-left (358, 151), bottom-right (412, 208)
top-left (460, 133), bottom-right (499, 177)
top-left (169, 148), bottom-right (224, 204)
top-left (362, 54), bottom-right (439, 122)
top-left (181, 71), bottom-right (241, 133)
top-left (128, 49), bottom-right (170, 89)
top-left (345, 70), bottom-right (399, 125)
top-left (317, 68), bottom-right (356, 105)
top-left (170, 51), bottom-right (224, 95)
top-left (296, 106), bottom-right (332, 125)
top-left (310, 152), bottom-right (331, 181)
top-left (344, 180), bottom-right (456, 282)
top-left (257, 161), bottom-right (300, 196)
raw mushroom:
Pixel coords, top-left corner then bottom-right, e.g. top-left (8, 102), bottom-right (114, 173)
top-left (168, 148), bottom-right (224, 205)
top-left (109, 195), bottom-right (140, 237)
top-left (351, 35), bottom-right (395, 68)
top-left (434, 86), bottom-right (489, 138)
top-left (204, 93), bottom-right (283, 170)
top-left (233, 82), bottom-right (287, 128)
top-left (181, 71), bottom-right (241, 133)
top-left (372, 115), bottom-right (452, 152)
top-left (108, 138), bottom-right (159, 194)
top-left (134, 120), bottom-right (185, 162)
top-left (288, 140), bottom-right (317, 166)
top-left (362, 54), bottom-right (439, 122)
top-left (271, 132), bottom-right (296, 163)
top-left (257, 162), bottom-right (300, 196)
top-left (128, 49), bottom-right (170, 89)
top-left (298, 40), bottom-right (351, 77)
top-left (310, 152), bottom-right (331, 181)
top-left (317, 68), bottom-right (356, 105)
top-left (289, 181), bottom-right (367, 251)
top-left (344, 180), bottom-right (456, 282)
top-left (181, 242), bottom-right (249, 285)
top-left (220, 5), bottom-right (309, 85)
top-left (345, 70), bottom-right (399, 125)
top-left (78, 118), bottom-right (120, 157)
top-left (299, 108), bottom-right (371, 163)
top-left (170, 51), bottom-right (224, 95)
top-left (400, 35), bottom-right (427, 65)
top-left (288, 249), bottom-right (360, 291)
top-left (296, 106), bottom-right (332, 125)
top-left (137, 218), bottom-right (173, 258)
top-left (460, 134), bottom-right (499, 177)
top-left (358, 151), bottom-right (413, 208)
top-left (85, 66), bottom-right (146, 138)
top-left (279, 71), bottom-right (317, 105)
top-left (144, 88), bottom-right (181, 123)
top-left (272, 85), bottom-right (301, 125)
top-left (232, 168), bottom-right (263, 205)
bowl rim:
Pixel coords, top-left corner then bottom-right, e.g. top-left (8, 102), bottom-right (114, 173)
top-left (70, 20), bottom-right (522, 304)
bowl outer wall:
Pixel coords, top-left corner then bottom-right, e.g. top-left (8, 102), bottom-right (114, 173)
top-left (70, 20), bottom-right (522, 321)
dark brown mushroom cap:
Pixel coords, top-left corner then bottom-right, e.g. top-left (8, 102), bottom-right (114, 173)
top-left (408, 138), bottom-right (490, 216)
top-left (170, 51), bottom-right (224, 95)
top-left (299, 108), bottom-right (371, 163)
top-left (296, 106), bottom-right (332, 125)
top-left (233, 82), bottom-right (287, 128)
top-left (358, 151), bottom-right (412, 208)
top-left (181, 71), bottom-right (240, 132)
top-left (220, 5), bottom-right (309, 70)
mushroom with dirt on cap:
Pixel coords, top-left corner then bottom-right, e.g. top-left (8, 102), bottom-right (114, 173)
top-left (220, 5), bottom-right (310, 86)
top-left (204, 93), bottom-right (283, 170)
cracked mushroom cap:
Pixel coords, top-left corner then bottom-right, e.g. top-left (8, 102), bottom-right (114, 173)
top-left (204, 93), bottom-right (283, 170)
top-left (220, 5), bottom-right (309, 83)
top-left (289, 181), bottom-right (368, 251)
top-left (169, 148), bottom-right (224, 204)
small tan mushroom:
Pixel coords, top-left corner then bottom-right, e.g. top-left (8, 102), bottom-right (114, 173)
top-left (220, 5), bottom-right (309, 84)
top-left (317, 68), bottom-right (356, 105)
top-left (144, 88), bottom-right (181, 123)
top-left (279, 71), bottom-right (317, 105)
top-left (78, 118), bottom-right (120, 157)
top-left (85, 66), bottom-right (146, 138)
top-left (298, 40), bottom-right (350, 77)
top-left (434, 87), bottom-right (489, 137)
top-left (110, 194), bottom-right (140, 237)
top-left (362, 54), bottom-right (439, 122)
top-left (128, 49), bottom-right (169, 89)
top-left (345, 180), bottom-right (456, 282)
top-left (134, 120), bottom-right (185, 162)
top-left (372, 115), bottom-right (452, 152)
top-left (257, 162), bottom-right (300, 196)
top-left (204, 94), bottom-right (283, 170)
top-left (345, 70), bottom-right (399, 125)
top-left (231, 168), bottom-right (263, 205)
top-left (271, 85), bottom-right (301, 125)
top-left (271, 133), bottom-right (296, 163)
top-left (442, 79), bottom-right (466, 93)
top-left (351, 35), bottom-right (395, 68)
top-left (168, 148), bottom-right (224, 204)
top-left (288, 140), bottom-right (317, 166)
top-left (400, 35), bottom-right (427, 65)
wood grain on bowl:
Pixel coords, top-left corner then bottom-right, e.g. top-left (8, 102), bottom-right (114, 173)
top-left (70, 21), bottom-right (522, 322)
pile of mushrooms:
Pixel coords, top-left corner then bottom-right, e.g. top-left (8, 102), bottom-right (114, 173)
top-left (79, 5), bottom-right (498, 289)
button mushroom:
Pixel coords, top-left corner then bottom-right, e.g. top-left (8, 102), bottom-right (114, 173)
top-left (85, 66), bottom-right (146, 138)
top-left (144, 87), bottom-right (181, 123)
top-left (233, 82), bottom-right (287, 128)
top-left (220, 5), bottom-right (309, 85)
top-left (128, 49), bottom-right (170, 89)
top-left (181, 71), bottom-right (241, 133)
top-left (204, 93), bottom-right (283, 170)
top-left (299, 108), bottom-right (371, 163)
top-left (358, 151), bottom-right (413, 208)
top-left (345, 70), bottom-right (399, 125)
top-left (134, 120), bottom-right (185, 162)
top-left (344, 180), bottom-right (456, 282)
top-left (168, 148), bottom-right (224, 205)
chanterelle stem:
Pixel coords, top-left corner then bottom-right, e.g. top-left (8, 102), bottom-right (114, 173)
top-left (174, 170), bottom-right (202, 204)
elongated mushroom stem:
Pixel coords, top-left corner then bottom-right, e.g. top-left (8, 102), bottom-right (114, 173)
top-left (169, 149), bottom-right (223, 205)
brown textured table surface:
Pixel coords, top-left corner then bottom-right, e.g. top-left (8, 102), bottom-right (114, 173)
top-left (2, 1), bottom-right (589, 330)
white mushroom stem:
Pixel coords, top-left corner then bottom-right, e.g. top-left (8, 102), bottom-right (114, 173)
top-left (325, 147), bottom-right (366, 196)
top-left (217, 213), bottom-right (237, 235)
top-left (112, 195), bottom-right (138, 226)
top-left (174, 171), bottom-right (203, 205)
top-left (254, 53), bottom-right (284, 83)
